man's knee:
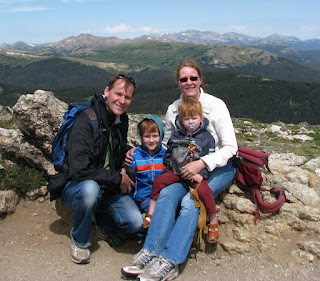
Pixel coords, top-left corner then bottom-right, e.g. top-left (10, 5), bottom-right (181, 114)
top-left (78, 180), bottom-right (100, 208)
top-left (125, 210), bottom-right (143, 233)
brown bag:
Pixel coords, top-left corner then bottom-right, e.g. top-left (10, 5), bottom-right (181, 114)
top-left (190, 182), bottom-right (207, 243)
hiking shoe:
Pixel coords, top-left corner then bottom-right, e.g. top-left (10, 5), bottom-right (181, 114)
top-left (95, 227), bottom-right (124, 248)
top-left (70, 240), bottom-right (90, 264)
top-left (143, 214), bottom-right (152, 229)
top-left (121, 248), bottom-right (156, 277)
top-left (137, 256), bottom-right (178, 281)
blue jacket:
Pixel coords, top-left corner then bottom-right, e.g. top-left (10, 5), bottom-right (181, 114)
top-left (129, 115), bottom-right (166, 211)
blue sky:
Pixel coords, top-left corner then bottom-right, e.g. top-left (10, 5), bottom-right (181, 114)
top-left (0, 0), bottom-right (319, 44)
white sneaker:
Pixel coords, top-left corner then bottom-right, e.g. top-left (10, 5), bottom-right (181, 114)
top-left (70, 240), bottom-right (90, 264)
top-left (137, 256), bottom-right (178, 281)
top-left (121, 248), bottom-right (156, 277)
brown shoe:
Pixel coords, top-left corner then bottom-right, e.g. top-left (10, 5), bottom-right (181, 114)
top-left (207, 223), bottom-right (219, 243)
top-left (143, 214), bottom-right (152, 229)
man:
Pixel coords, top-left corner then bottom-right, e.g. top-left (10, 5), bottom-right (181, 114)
top-left (57, 74), bottom-right (143, 264)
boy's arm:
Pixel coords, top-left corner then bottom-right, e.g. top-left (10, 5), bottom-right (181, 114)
top-left (163, 139), bottom-right (173, 170)
top-left (192, 174), bottom-right (203, 183)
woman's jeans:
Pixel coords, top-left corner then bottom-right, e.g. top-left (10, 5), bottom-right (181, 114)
top-left (61, 180), bottom-right (143, 248)
top-left (143, 162), bottom-right (236, 265)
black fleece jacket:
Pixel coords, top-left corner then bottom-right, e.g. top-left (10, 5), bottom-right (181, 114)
top-left (48, 94), bottom-right (131, 199)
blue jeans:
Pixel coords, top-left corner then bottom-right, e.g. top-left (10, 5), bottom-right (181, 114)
top-left (143, 162), bottom-right (236, 265)
top-left (61, 180), bottom-right (143, 248)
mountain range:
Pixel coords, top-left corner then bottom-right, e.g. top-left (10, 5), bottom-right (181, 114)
top-left (1, 29), bottom-right (320, 53)
top-left (1, 30), bottom-right (320, 124)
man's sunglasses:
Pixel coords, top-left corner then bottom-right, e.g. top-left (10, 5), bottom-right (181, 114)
top-left (179, 76), bottom-right (199, 83)
top-left (116, 74), bottom-right (136, 86)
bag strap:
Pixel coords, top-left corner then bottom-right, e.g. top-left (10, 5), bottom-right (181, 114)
top-left (238, 146), bottom-right (272, 173)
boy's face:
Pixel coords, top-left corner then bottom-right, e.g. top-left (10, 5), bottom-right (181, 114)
top-left (182, 115), bottom-right (203, 133)
top-left (142, 131), bottom-right (160, 154)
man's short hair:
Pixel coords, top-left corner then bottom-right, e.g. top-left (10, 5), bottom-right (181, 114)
top-left (108, 74), bottom-right (137, 95)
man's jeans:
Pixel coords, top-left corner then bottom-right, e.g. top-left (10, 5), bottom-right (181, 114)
top-left (61, 180), bottom-right (143, 248)
top-left (143, 162), bottom-right (236, 265)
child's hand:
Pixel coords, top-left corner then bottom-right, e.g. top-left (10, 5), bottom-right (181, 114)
top-left (192, 174), bottom-right (203, 183)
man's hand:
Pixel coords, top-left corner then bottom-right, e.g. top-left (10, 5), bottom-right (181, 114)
top-left (181, 159), bottom-right (206, 181)
top-left (124, 147), bottom-right (136, 165)
top-left (120, 168), bottom-right (134, 194)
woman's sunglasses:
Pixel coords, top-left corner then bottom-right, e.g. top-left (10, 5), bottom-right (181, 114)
top-left (116, 74), bottom-right (136, 86)
top-left (179, 76), bottom-right (199, 83)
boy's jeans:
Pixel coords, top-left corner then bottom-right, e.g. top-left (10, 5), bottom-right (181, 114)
top-left (61, 180), bottom-right (143, 248)
top-left (143, 162), bottom-right (236, 265)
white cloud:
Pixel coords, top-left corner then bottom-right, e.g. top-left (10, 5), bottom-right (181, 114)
top-left (226, 25), bottom-right (248, 32)
top-left (0, 0), bottom-right (48, 12)
top-left (62, 0), bottom-right (103, 3)
top-left (103, 24), bottom-right (156, 35)
top-left (0, 0), bottom-right (36, 3)
top-left (299, 25), bottom-right (316, 32)
top-left (104, 24), bottom-right (135, 33)
top-left (1, 5), bottom-right (48, 12)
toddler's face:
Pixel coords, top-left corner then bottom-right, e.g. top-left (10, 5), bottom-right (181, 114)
top-left (142, 131), bottom-right (160, 154)
top-left (182, 115), bottom-right (202, 133)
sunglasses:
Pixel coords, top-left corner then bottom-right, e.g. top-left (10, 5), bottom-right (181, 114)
top-left (116, 74), bottom-right (136, 86)
top-left (179, 76), bottom-right (199, 83)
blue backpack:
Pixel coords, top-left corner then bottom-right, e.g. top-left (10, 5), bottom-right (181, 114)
top-left (52, 101), bottom-right (97, 171)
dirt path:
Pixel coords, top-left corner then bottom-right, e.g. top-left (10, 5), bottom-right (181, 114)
top-left (0, 198), bottom-right (319, 281)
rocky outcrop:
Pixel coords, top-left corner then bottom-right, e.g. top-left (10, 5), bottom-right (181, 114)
top-left (0, 90), bottom-right (319, 262)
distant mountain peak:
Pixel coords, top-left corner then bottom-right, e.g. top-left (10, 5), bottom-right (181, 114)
top-left (1, 30), bottom-right (320, 53)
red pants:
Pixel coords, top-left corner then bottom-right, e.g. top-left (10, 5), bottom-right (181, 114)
top-left (151, 170), bottom-right (217, 216)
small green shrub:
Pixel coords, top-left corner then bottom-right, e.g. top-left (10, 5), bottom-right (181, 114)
top-left (0, 119), bottom-right (16, 129)
top-left (0, 162), bottom-right (47, 197)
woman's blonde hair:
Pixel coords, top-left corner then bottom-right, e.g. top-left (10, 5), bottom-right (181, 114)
top-left (178, 97), bottom-right (203, 120)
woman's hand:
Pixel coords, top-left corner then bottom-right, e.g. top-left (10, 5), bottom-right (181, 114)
top-left (125, 147), bottom-right (136, 165)
top-left (180, 159), bottom-right (206, 181)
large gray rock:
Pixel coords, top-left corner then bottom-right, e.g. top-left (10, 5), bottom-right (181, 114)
top-left (0, 190), bottom-right (19, 215)
top-left (12, 90), bottom-right (68, 157)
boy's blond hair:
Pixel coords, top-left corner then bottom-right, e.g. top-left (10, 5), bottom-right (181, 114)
top-left (139, 119), bottom-right (159, 136)
top-left (178, 97), bottom-right (203, 120)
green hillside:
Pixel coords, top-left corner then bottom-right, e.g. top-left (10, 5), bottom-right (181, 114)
top-left (73, 41), bottom-right (320, 82)
top-left (0, 42), bottom-right (320, 124)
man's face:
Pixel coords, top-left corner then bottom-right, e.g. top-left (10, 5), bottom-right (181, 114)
top-left (104, 79), bottom-right (134, 116)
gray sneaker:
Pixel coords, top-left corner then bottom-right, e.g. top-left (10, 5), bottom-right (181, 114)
top-left (70, 240), bottom-right (90, 264)
top-left (95, 227), bottom-right (124, 248)
top-left (121, 248), bottom-right (156, 277)
top-left (137, 256), bottom-right (178, 281)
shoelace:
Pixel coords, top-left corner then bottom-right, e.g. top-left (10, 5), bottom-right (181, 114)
top-left (134, 249), bottom-right (153, 265)
top-left (149, 257), bottom-right (172, 277)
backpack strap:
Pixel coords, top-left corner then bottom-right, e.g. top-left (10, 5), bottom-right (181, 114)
top-left (251, 187), bottom-right (289, 221)
top-left (238, 146), bottom-right (272, 173)
top-left (83, 108), bottom-right (97, 137)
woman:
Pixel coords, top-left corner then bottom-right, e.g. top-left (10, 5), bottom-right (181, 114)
top-left (122, 60), bottom-right (238, 281)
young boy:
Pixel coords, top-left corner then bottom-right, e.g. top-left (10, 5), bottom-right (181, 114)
top-left (128, 115), bottom-right (166, 213)
top-left (144, 98), bottom-right (219, 243)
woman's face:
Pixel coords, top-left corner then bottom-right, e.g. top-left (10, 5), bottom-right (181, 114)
top-left (178, 66), bottom-right (203, 100)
